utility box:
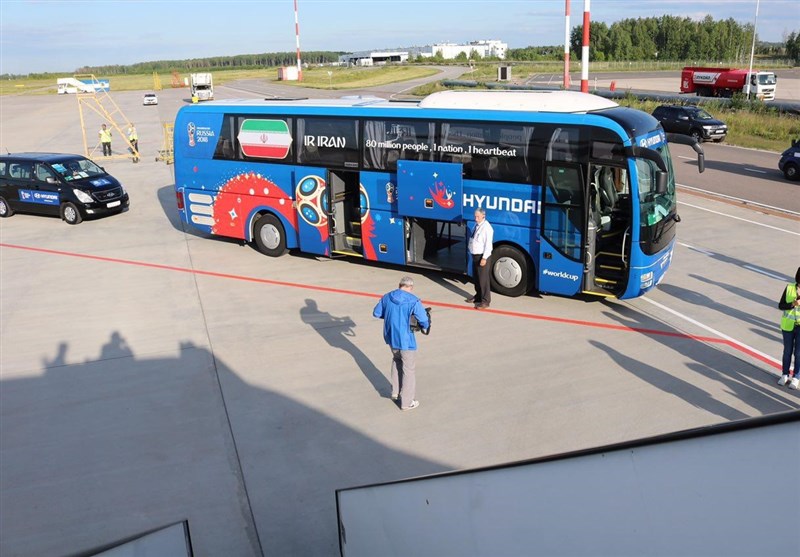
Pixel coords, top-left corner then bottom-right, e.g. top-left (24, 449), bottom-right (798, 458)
top-left (278, 66), bottom-right (300, 81)
top-left (497, 66), bottom-right (511, 81)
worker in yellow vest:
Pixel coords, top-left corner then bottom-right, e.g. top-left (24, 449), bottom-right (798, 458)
top-left (98, 124), bottom-right (112, 156)
top-left (777, 266), bottom-right (800, 389)
top-left (127, 123), bottom-right (139, 163)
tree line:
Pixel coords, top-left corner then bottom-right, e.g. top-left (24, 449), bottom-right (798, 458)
top-left (568, 15), bottom-right (798, 62)
top-left (72, 51), bottom-right (344, 77)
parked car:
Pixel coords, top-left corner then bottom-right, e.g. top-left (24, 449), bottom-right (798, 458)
top-left (652, 105), bottom-right (727, 142)
top-left (778, 139), bottom-right (800, 181)
top-left (143, 92), bottom-right (158, 106)
top-left (0, 153), bottom-right (129, 224)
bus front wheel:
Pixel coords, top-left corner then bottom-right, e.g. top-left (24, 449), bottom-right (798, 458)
top-left (253, 213), bottom-right (287, 257)
top-left (490, 245), bottom-right (530, 297)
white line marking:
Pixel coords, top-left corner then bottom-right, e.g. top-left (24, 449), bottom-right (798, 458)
top-left (677, 242), bottom-right (715, 256)
top-left (678, 202), bottom-right (800, 236)
top-left (678, 155), bottom-right (694, 160)
top-left (742, 265), bottom-right (787, 280)
top-left (678, 183), bottom-right (800, 217)
top-left (639, 297), bottom-right (780, 367)
top-left (744, 168), bottom-right (767, 174)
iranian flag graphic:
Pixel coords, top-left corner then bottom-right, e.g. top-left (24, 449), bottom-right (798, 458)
top-left (238, 119), bottom-right (292, 159)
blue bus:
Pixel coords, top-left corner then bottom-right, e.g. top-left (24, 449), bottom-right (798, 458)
top-left (173, 90), bottom-right (703, 299)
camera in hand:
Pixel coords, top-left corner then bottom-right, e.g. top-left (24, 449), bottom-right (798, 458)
top-left (410, 307), bottom-right (432, 335)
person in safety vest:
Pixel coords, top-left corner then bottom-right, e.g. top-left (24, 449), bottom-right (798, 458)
top-left (98, 124), bottom-right (112, 157)
top-left (127, 123), bottom-right (139, 163)
top-left (777, 266), bottom-right (800, 389)
top-left (372, 276), bottom-right (429, 411)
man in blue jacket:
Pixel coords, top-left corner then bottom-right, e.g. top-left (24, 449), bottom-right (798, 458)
top-left (373, 276), bottom-right (430, 411)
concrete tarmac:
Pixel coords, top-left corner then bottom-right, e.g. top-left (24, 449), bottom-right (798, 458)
top-left (1, 87), bottom-right (798, 556)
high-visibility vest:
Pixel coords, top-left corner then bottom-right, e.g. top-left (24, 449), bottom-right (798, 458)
top-left (99, 128), bottom-right (112, 143)
top-left (128, 128), bottom-right (138, 141)
top-left (781, 283), bottom-right (800, 332)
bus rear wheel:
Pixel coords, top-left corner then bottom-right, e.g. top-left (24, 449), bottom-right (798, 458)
top-left (253, 213), bottom-right (287, 257)
top-left (490, 245), bottom-right (530, 297)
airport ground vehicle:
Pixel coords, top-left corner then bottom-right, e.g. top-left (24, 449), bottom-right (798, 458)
top-left (56, 77), bottom-right (111, 95)
top-left (778, 139), bottom-right (800, 181)
top-left (190, 73), bottom-right (214, 101)
top-left (0, 153), bottom-right (129, 224)
top-left (173, 90), bottom-right (703, 300)
top-left (143, 93), bottom-right (158, 106)
top-left (651, 105), bottom-right (727, 143)
top-left (680, 66), bottom-right (777, 100)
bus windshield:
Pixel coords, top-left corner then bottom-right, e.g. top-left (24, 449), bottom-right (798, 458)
top-left (636, 144), bottom-right (676, 227)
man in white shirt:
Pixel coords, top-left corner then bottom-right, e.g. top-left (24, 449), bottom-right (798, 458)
top-left (468, 208), bottom-right (494, 309)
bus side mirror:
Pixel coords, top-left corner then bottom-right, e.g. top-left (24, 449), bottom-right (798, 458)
top-left (655, 171), bottom-right (668, 194)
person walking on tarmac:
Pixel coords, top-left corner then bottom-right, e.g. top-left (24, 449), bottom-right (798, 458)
top-left (99, 124), bottom-right (112, 157)
top-left (373, 276), bottom-right (430, 411)
top-left (468, 208), bottom-right (494, 309)
top-left (127, 123), bottom-right (139, 163)
top-left (777, 266), bottom-right (800, 389)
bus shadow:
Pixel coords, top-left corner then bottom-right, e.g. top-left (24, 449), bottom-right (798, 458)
top-left (599, 303), bottom-right (798, 417)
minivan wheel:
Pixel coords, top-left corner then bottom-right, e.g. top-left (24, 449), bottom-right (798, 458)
top-left (785, 162), bottom-right (800, 181)
top-left (690, 129), bottom-right (703, 142)
top-left (61, 202), bottom-right (83, 225)
top-left (0, 196), bottom-right (13, 218)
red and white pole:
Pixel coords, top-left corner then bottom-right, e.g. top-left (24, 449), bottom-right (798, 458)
top-left (580, 0), bottom-right (590, 93)
top-left (563, 0), bottom-right (571, 90)
top-left (294, 0), bottom-right (303, 81)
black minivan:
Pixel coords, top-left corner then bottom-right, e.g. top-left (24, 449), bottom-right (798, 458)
top-left (0, 153), bottom-right (129, 224)
top-left (652, 105), bottom-right (728, 143)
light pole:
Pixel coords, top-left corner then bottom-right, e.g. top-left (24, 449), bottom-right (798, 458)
top-left (746, 0), bottom-right (760, 99)
top-left (327, 71), bottom-right (333, 89)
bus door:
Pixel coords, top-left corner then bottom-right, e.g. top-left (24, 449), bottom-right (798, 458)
top-left (538, 163), bottom-right (586, 296)
top-left (396, 160), bottom-right (466, 272)
top-left (327, 169), bottom-right (364, 257)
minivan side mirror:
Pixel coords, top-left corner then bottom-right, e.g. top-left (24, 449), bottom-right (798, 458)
top-left (679, 116), bottom-right (689, 121)
top-left (46, 177), bottom-right (59, 184)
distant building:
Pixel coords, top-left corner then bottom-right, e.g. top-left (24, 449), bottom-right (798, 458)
top-left (340, 39), bottom-right (507, 66)
top-left (421, 40), bottom-right (508, 60)
top-left (339, 50), bottom-right (409, 66)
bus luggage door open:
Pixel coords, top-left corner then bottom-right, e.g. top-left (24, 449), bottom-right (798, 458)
top-left (396, 160), bottom-right (467, 273)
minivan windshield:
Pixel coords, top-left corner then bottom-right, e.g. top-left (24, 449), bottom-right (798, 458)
top-left (687, 108), bottom-right (714, 121)
top-left (51, 157), bottom-right (106, 181)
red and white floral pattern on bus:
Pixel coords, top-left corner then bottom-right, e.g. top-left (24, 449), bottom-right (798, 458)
top-left (211, 172), bottom-right (297, 239)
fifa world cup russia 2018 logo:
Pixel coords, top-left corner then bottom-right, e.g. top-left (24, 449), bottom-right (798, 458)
top-left (188, 122), bottom-right (196, 147)
top-left (385, 182), bottom-right (395, 203)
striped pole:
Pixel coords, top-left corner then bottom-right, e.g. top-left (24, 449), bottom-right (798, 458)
top-left (564, 0), bottom-right (571, 90)
top-left (580, 0), bottom-right (590, 93)
top-left (294, 0), bottom-right (303, 81)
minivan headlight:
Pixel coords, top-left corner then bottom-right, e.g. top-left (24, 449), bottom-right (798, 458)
top-left (73, 189), bottom-right (93, 204)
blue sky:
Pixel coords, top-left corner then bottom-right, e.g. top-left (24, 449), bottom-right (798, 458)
top-left (0, 0), bottom-right (796, 74)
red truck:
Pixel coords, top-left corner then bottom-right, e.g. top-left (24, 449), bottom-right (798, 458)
top-left (681, 67), bottom-right (777, 100)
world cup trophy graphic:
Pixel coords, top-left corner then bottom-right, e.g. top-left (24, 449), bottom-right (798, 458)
top-left (187, 122), bottom-right (196, 147)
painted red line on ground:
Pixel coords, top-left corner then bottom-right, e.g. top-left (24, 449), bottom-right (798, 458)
top-left (2, 242), bottom-right (778, 370)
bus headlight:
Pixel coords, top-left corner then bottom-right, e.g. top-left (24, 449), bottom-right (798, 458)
top-left (73, 189), bottom-right (93, 204)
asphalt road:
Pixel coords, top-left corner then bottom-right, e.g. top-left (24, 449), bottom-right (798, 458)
top-left (1, 83), bottom-right (798, 556)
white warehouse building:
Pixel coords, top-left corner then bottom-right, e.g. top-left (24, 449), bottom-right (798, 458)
top-left (341, 39), bottom-right (507, 66)
top-left (424, 40), bottom-right (507, 60)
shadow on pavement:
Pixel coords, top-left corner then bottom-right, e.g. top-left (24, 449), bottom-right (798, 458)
top-left (1, 332), bottom-right (445, 556)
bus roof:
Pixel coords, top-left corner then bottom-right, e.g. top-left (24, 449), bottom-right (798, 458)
top-left (418, 90), bottom-right (619, 113)
top-left (205, 90), bottom-right (619, 114)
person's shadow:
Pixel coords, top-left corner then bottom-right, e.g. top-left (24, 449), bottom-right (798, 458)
top-left (299, 298), bottom-right (391, 397)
